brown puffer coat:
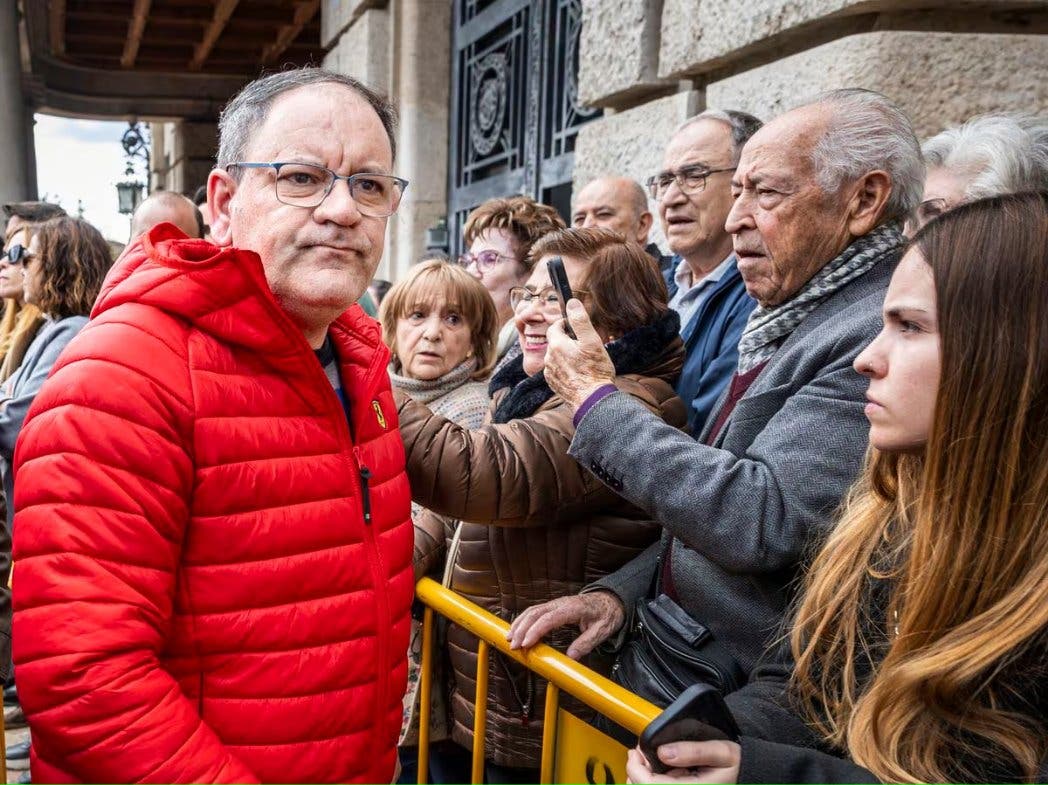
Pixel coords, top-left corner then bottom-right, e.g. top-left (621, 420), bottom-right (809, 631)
top-left (398, 322), bottom-right (685, 768)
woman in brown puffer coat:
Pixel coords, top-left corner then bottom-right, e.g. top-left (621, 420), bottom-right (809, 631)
top-left (397, 228), bottom-right (687, 778)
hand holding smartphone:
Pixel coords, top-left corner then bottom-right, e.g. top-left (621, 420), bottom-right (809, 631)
top-left (638, 683), bottom-right (740, 774)
top-left (547, 256), bottom-right (576, 340)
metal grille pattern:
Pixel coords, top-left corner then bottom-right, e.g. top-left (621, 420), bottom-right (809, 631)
top-left (448, 0), bottom-right (601, 255)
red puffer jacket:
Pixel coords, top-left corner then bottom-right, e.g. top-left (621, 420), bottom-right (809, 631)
top-left (11, 224), bottom-right (414, 784)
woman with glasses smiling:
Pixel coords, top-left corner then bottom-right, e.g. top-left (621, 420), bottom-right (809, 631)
top-left (398, 227), bottom-right (686, 780)
top-left (457, 196), bottom-right (565, 369)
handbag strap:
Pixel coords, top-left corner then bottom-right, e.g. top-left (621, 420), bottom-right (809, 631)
top-left (646, 536), bottom-right (746, 693)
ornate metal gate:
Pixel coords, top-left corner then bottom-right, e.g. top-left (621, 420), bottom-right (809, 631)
top-left (447, 0), bottom-right (600, 255)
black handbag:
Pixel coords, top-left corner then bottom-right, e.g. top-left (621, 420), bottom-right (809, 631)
top-left (612, 593), bottom-right (746, 708)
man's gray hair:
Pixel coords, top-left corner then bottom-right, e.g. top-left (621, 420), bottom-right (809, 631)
top-left (922, 113), bottom-right (1048, 199)
top-left (676, 109), bottom-right (764, 164)
top-left (797, 88), bottom-right (924, 223)
top-left (216, 68), bottom-right (398, 169)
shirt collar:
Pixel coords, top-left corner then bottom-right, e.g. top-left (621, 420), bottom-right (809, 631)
top-left (673, 252), bottom-right (734, 292)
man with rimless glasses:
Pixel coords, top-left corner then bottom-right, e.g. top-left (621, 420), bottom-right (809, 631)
top-left (11, 69), bottom-right (415, 784)
top-left (645, 109), bottom-right (763, 432)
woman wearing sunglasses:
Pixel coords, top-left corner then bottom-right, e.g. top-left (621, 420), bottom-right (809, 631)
top-left (0, 229), bottom-right (46, 385)
top-left (0, 216), bottom-right (112, 530)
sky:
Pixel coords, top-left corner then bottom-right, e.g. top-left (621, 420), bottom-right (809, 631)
top-left (33, 113), bottom-right (148, 243)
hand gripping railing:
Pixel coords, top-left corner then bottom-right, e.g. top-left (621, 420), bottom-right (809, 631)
top-left (415, 577), bottom-right (661, 784)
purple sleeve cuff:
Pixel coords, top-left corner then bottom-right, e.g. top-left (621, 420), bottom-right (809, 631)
top-left (572, 384), bottom-right (618, 428)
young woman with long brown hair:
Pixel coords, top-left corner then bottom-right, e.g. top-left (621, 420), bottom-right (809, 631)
top-left (627, 191), bottom-right (1048, 784)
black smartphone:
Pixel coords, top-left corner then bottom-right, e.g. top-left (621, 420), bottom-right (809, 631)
top-left (547, 256), bottom-right (576, 339)
top-left (638, 683), bottom-right (740, 774)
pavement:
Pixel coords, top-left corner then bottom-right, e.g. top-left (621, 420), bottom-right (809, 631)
top-left (4, 721), bottom-right (30, 783)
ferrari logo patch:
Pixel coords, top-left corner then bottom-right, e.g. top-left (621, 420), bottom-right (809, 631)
top-left (372, 400), bottom-right (387, 429)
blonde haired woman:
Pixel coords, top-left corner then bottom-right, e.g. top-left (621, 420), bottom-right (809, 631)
top-left (628, 192), bottom-right (1048, 783)
top-left (380, 257), bottom-right (499, 430)
top-left (379, 257), bottom-right (499, 782)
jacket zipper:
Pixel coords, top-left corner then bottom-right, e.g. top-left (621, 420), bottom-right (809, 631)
top-left (350, 451), bottom-right (391, 772)
top-left (216, 262), bottom-right (396, 771)
top-left (306, 326), bottom-right (393, 775)
top-left (358, 465), bottom-right (372, 524)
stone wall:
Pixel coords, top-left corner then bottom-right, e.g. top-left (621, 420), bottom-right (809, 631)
top-left (322, 0), bottom-right (1046, 276)
top-left (575, 0), bottom-right (1048, 252)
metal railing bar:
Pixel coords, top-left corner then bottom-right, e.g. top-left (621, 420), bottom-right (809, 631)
top-left (415, 577), bottom-right (660, 736)
top-left (417, 606), bottom-right (435, 785)
top-left (539, 683), bottom-right (560, 784)
top-left (472, 641), bottom-right (490, 784)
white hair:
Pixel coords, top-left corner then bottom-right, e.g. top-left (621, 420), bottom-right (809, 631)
top-left (796, 89), bottom-right (925, 223)
top-left (675, 109), bottom-right (764, 164)
top-left (922, 113), bottom-right (1048, 199)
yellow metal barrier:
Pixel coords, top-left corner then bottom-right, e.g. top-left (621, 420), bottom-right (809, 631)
top-left (414, 576), bottom-right (661, 784)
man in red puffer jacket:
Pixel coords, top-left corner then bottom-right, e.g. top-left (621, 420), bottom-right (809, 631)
top-left (10, 69), bottom-right (414, 784)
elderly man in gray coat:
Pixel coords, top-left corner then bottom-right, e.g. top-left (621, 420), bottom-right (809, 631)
top-left (508, 89), bottom-right (924, 692)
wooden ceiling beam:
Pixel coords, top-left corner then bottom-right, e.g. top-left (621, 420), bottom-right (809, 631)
top-left (260, 0), bottom-right (319, 66)
top-left (49, 0), bottom-right (66, 57)
top-left (120, 0), bottom-right (153, 68)
top-left (189, 0), bottom-right (242, 71)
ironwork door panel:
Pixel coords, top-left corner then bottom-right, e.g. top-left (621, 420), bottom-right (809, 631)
top-left (448, 0), bottom-right (599, 255)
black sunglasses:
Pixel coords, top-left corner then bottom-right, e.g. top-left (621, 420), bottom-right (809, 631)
top-left (1, 244), bottom-right (29, 265)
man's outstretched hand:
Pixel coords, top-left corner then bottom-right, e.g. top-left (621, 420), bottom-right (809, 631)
top-left (545, 299), bottom-right (616, 411)
top-left (506, 591), bottom-right (626, 660)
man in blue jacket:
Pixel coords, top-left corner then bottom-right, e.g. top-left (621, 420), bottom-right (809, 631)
top-left (648, 110), bottom-right (762, 431)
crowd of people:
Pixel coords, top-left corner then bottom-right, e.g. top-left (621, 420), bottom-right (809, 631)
top-left (0, 65), bottom-right (1045, 784)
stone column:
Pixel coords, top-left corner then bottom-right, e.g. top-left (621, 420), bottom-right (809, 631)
top-left (177, 121), bottom-right (218, 195)
top-left (385, 0), bottom-right (451, 282)
top-left (153, 121), bottom-right (217, 195)
top-left (0, 2), bottom-right (31, 204)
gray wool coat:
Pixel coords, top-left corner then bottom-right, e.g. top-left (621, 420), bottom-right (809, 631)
top-left (571, 249), bottom-right (898, 676)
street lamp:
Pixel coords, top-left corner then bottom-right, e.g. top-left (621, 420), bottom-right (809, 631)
top-left (116, 162), bottom-right (144, 215)
top-left (115, 121), bottom-right (149, 218)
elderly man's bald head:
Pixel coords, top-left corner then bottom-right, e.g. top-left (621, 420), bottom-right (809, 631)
top-left (571, 176), bottom-right (653, 245)
top-left (130, 191), bottom-right (204, 240)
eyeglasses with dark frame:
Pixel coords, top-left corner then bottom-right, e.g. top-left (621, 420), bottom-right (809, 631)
top-left (226, 162), bottom-right (409, 217)
top-left (509, 285), bottom-right (589, 313)
top-left (456, 249), bottom-right (517, 273)
top-left (646, 165), bottom-right (737, 199)
top-left (1, 244), bottom-right (31, 266)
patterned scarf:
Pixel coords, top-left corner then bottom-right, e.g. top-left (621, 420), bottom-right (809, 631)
top-left (388, 357), bottom-right (479, 405)
top-left (736, 221), bottom-right (904, 372)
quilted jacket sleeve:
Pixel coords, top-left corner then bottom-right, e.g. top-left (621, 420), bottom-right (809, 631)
top-left (397, 389), bottom-right (616, 527)
top-left (397, 371), bottom-right (689, 529)
top-left (11, 315), bottom-right (260, 784)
